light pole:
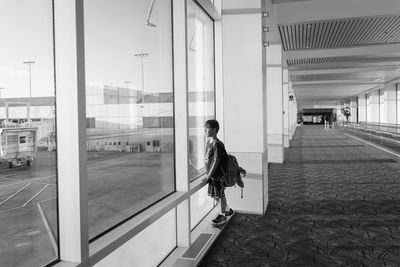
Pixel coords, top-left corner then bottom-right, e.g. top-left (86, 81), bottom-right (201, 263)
top-left (134, 53), bottom-right (148, 108)
top-left (123, 80), bottom-right (132, 89)
top-left (23, 60), bottom-right (35, 124)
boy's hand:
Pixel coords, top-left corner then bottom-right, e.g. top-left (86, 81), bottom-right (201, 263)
top-left (201, 177), bottom-right (210, 183)
top-left (240, 170), bottom-right (246, 177)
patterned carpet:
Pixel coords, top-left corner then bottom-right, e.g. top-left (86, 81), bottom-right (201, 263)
top-left (201, 126), bottom-right (400, 267)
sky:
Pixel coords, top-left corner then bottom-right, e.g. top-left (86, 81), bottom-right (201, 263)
top-left (0, 0), bottom-right (54, 98)
top-left (0, 0), bottom-right (173, 99)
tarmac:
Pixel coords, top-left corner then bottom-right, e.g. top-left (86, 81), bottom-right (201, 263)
top-left (0, 150), bottom-right (174, 267)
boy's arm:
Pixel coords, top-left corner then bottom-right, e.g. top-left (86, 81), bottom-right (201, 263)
top-left (205, 143), bottom-right (221, 181)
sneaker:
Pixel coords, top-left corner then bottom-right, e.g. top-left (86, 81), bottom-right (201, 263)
top-left (224, 208), bottom-right (235, 217)
top-left (212, 214), bottom-right (227, 225)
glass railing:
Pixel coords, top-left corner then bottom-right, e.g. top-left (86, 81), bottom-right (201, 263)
top-left (340, 122), bottom-right (400, 154)
top-left (346, 122), bottom-right (400, 134)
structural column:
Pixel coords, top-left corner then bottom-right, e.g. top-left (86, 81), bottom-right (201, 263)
top-left (54, 0), bottom-right (89, 264)
top-left (383, 84), bottom-right (397, 124)
top-left (337, 101), bottom-right (345, 125)
top-left (289, 94), bottom-right (297, 139)
top-left (358, 94), bottom-right (367, 123)
top-left (222, 0), bottom-right (268, 214)
top-left (173, 0), bottom-right (191, 248)
top-left (266, 44), bottom-right (284, 163)
top-left (283, 69), bottom-right (289, 148)
top-left (369, 89), bottom-right (380, 123)
top-left (288, 85), bottom-right (296, 140)
top-left (350, 98), bottom-right (358, 123)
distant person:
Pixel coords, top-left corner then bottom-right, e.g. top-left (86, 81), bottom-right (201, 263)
top-left (202, 119), bottom-right (234, 226)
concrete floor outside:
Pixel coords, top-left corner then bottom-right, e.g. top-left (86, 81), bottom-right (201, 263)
top-left (0, 151), bottom-right (173, 267)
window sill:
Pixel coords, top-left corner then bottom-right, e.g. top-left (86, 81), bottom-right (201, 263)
top-left (189, 174), bottom-right (208, 195)
top-left (88, 191), bottom-right (187, 266)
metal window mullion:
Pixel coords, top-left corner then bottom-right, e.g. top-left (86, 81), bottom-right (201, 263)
top-left (173, 0), bottom-right (191, 248)
top-left (54, 0), bottom-right (89, 265)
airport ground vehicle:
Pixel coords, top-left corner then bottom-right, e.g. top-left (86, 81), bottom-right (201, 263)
top-left (0, 127), bottom-right (37, 168)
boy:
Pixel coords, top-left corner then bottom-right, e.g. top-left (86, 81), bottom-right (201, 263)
top-left (203, 119), bottom-right (234, 226)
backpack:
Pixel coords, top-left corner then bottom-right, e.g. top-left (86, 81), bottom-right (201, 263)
top-left (220, 143), bottom-right (246, 198)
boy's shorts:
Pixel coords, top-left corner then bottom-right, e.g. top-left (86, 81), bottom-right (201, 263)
top-left (208, 177), bottom-right (225, 200)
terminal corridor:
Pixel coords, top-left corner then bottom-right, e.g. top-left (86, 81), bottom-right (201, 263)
top-left (201, 126), bottom-right (400, 266)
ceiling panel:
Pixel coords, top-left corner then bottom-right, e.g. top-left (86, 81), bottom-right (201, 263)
top-left (287, 56), bottom-right (353, 65)
top-left (279, 14), bottom-right (400, 51)
top-left (293, 85), bottom-right (374, 100)
top-left (291, 72), bottom-right (387, 81)
top-left (289, 62), bottom-right (400, 71)
top-left (287, 55), bottom-right (400, 66)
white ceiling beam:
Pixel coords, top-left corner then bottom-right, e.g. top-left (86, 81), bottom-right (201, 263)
top-left (290, 66), bottom-right (399, 75)
top-left (284, 44), bottom-right (400, 60)
top-left (293, 81), bottom-right (384, 86)
top-left (289, 62), bottom-right (400, 70)
top-left (275, 0), bottom-right (400, 24)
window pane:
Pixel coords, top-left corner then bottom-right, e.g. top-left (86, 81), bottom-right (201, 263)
top-left (187, 1), bottom-right (215, 181)
top-left (190, 186), bottom-right (214, 230)
top-left (0, 0), bottom-right (58, 266)
top-left (84, 0), bottom-right (175, 239)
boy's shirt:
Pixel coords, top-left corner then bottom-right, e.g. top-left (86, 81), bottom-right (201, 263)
top-left (205, 139), bottom-right (225, 180)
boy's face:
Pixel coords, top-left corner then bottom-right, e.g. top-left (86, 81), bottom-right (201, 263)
top-left (204, 125), bottom-right (216, 137)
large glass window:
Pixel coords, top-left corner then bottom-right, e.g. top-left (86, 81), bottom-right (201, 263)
top-left (187, 1), bottom-right (215, 181)
top-left (190, 186), bottom-right (214, 230)
top-left (84, 0), bottom-right (175, 239)
top-left (0, 0), bottom-right (58, 266)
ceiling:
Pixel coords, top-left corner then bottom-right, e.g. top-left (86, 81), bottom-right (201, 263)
top-left (273, 0), bottom-right (400, 108)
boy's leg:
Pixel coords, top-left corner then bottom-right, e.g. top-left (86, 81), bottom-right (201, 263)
top-left (221, 195), bottom-right (235, 216)
top-left (220, 196), bottom-right (227, 214)
top-left (212, 196), bottom-right (227, 225)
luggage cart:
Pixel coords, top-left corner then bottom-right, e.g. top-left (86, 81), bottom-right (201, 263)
top-left (0, 127), bottom-right (37, 168)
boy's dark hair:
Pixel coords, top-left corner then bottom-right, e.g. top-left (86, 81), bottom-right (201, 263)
top-left (205, 119), bottom-right (220, 133)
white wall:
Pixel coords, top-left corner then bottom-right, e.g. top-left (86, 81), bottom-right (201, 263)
top-left (94, 209), bottom-right (176, 267)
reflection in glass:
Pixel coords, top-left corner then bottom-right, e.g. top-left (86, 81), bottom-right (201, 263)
top-left (0, 0), bottom-right (58, 266)
top-left (187, 1), bottom-right (215, 181)
top-left (190, 186), bottom-right (214, 230)
top-left (84, 0), bottom-right (175, 239)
